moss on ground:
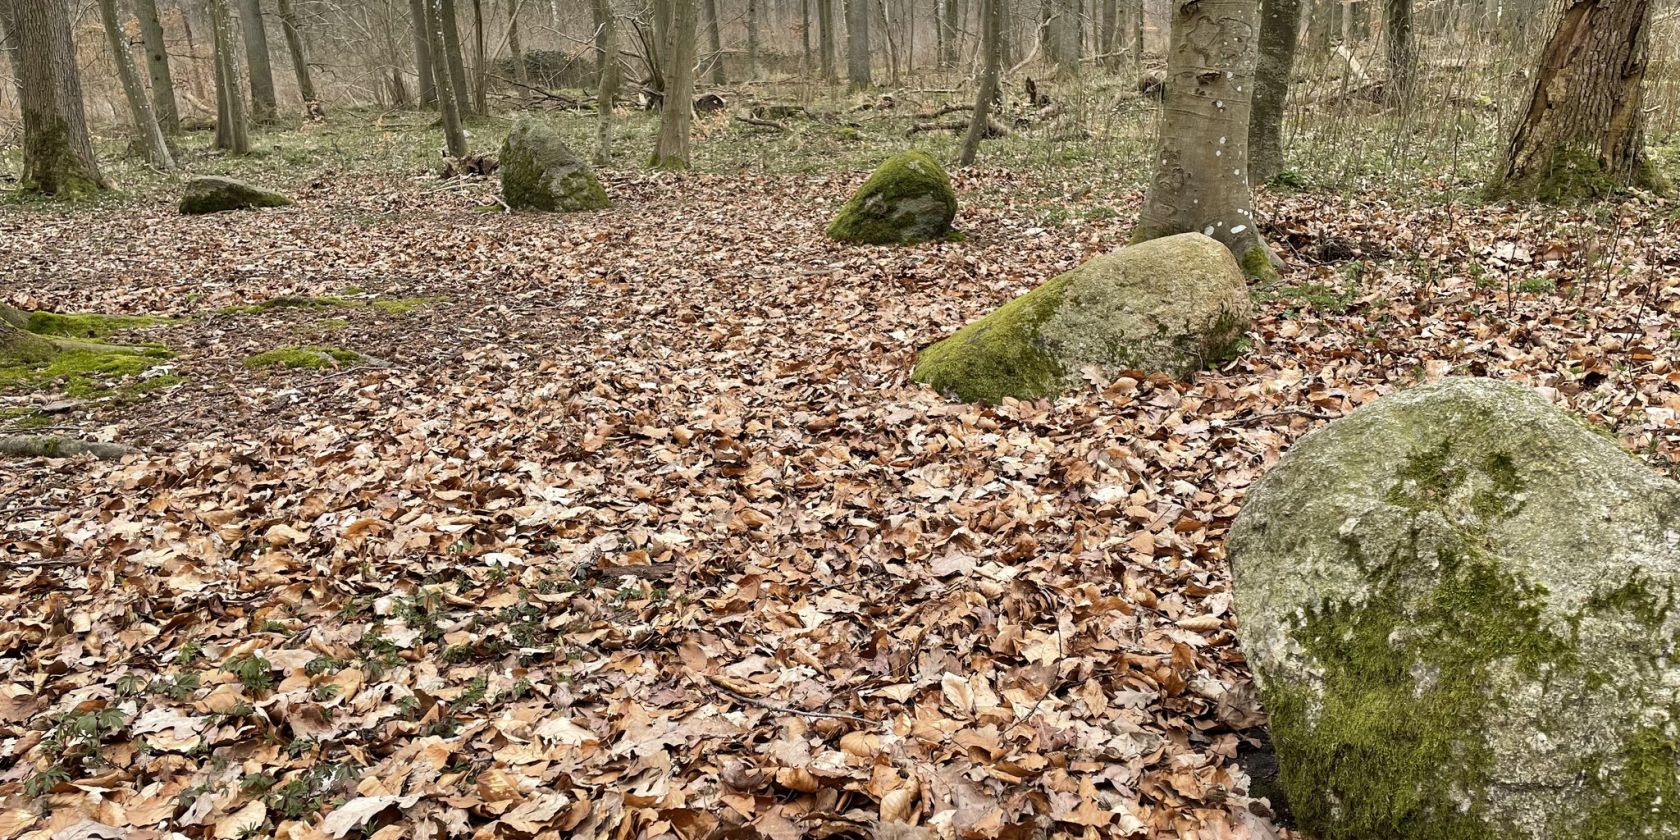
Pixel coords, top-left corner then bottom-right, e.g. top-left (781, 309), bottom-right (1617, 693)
top-left (0, 346), bottom-right (173, 398)
top-left (219, 296), bottom-right (432, 316)
top-left (25, 311), bottom-right (169, 339)
top-left (244, 346), bottom-right (362, 370)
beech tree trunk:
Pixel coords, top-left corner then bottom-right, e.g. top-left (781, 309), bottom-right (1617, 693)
top-left (597, 1), bottom-right (619, 163)
top-left (651, 0), bottom-right (696, 168)
top-left (817, 0), bottom-right (836, 81)
top-left (470, 0), bottom-right (486, 112)
top-left (506, 0), bottom-right (526, 83)
top-left (845, 0), bottom-right (870, 90)
top-left (210, 0), bottom-right (250, 152)
top-left (1130, 0), bottom-right (1142, 74)
top-left (1134, 0), bottom-right (1272, 278)
top-left (133, 0), bottom-right (179, 133)
top-left (746, 0), bottom-right (759, 76)
top-left (957, 0), bottom-right (1000, 165)
top-left (802, 0), bottom-right (813, 72)
top-left (97, 0), bottom-right (175, 168)
top-left (410, 0), bottom-right (437, 104)
top-left (275, 0), bottom-right (316, 104)
top-left (426, 0), bottom-right (466, 155)
top-left (13, 0), bottom-right (107, 196)
top-left (1250, 0), bottom-right (1300, 183)
top-left (1099, 0), bottom-right (1116, 70)
top-left (1051, 0), bottom-right (1077, 76)
top-left (439, 0), bottom-right (472, 115)
top-left (702, 0), bottom-right (725, 84)
top-left (1383, 0), bottom-right (1413, 102)
top-left (237, 0), bottom-right (279, 123)
top-left (1488, 0), bottom-right (1666, 202)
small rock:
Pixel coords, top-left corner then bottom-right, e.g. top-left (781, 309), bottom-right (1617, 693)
top-left (179, 176), bottom-right (292, 215)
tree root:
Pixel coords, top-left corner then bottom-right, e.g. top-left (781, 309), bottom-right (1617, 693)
top-left (0, 435), bottom-right (135, 460)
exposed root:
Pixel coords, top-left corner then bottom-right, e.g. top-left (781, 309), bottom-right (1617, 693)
top-left (0, 435), bottom-right (135, 460)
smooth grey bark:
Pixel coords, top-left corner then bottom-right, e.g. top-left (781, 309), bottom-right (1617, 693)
top-left (957, 0), bottom-right (999, 165)
top-left (1135, 0), bottom-right (1272, 278)
top-left (942, 0), bottom-right (957, 65)
top-left (1099, 0), bottom-right (1116, 68)
top-left (13, 0), bottom-right (107, 195)
top-left (96, 0), bottom-right (174, 168)
top-left (274, 0), bottom-right (316, 104)
top-left (597, 1), bottom-right (618, 163)
top-left (844, 0), bottom-right (869, 89)
top-left (1250, 0), bottom-right (1300, 183)
top-left (409, 0), bottom-right (436, 103)
top-left (209, 0), bottom-right (250, 152)
top-left (132, 0), bottom-right (179, 132)
top-left (651, 0), bottom-right (695, 168)
top-left (425, 0), bottom-right (467, 154)
top-left (817, 0), bottom-right (836, 81)
top-left (236, 0), bottom-right (278, 122)
top-left (1130, 0), bottom-right (1141, 73)
top-left (439, 0), bottom-right (472, 115)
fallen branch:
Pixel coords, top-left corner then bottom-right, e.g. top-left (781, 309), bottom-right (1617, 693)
top-left (914, 103), bottom-right (972, 120)
top-left (0, 435), bottom-right (135, 460)
top-left (703, 673), bottom-right (880, 727)
top-left (906, 119), bottom-right (1007, 138)
top-left (733, 114), bottom-right (790, 132)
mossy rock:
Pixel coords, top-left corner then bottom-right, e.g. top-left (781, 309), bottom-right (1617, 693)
top-left (179, 176), bottom-right (292, 215)
top-left (827, 150), bottom-right (957, 244)
top-left (499, 119), bottom-right (610, 212)
top-left (911, 233), bottom-right (1251, 402)
top-left (1228, 377), bottom-right (1680, 840)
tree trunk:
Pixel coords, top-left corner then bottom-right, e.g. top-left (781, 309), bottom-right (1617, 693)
top-left (96, 0), bottom-right (175, 168)
top-left (470, 0), bottom-right (486, 112)
top-left (845, 0), bottom-right (870, 89)
top-left (1130, 0), bottom-right (1142, 74)
top-left (1052, 0), bottom-right (1077, 76)
top-left (274, 0), bottom-right (316, 104)
top-left (132, 0), bottom-right (179, 133)
top-left (818, 0), bottom-right (837, 81)
top-left (426, 0), bottom-right (467, 154)
top-left (1488, 0), bottom-right (1665, 202)
top-left (597, 1), bottom-right (619, 163)
top-left (1383, 0), bottom-right (1413, 102)
top-left (209, 0), bottom-right (250, 152)
top-left (703, 0), bottom-right (725, 84)
top-left (876, 0), bottom-right (898, 83)
top-left (439, 0), bottom-right (472, 115)
top-left (410, 0), bottom-right (437, 103)
top-left (506, 0), bottom-right (526, 83)
top-left (651, 0), bottom-right (696, 168)
top-left (957, 0), bottom-right (1000, 165)
top-left (1134, 0), bottom-right (1272, 278)
top-left (1099, 0), bottom-right (1116, 69)
top-left (13, 0), bottom-right (107, 196)
top-left (746, 0), bottom-right (759, 76)
top-left (1249, 0), bottom-right (1299, 183)
top-left (237, 0), bottom-right (279, 123)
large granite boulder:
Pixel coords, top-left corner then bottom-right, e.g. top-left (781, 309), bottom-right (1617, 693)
top-left (1229, 377), bottom-right (1680, 840)
top-left (179, 176), bottom-right (292, 215)
top-left (826, 150), bottom-right (957, 244)
top-left (499, 119), bottom-right (611, 212)
top-left (912, 233), bottom-right (1250, 402)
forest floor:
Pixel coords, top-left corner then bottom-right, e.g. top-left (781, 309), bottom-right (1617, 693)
top-left (1, 103), bottom-right (1679, 840)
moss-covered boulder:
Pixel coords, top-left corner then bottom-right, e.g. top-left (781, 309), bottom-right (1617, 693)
top-left (826, 150), bottom-right (957, 244)
top-left (911, 233), bottom-right (1249, 402)
top-left (499, 119), bottom-right (610, 212)
top-left (179, 176), bottom-right (292, 215)
top-left (1228, 377), bottom-right (1680, 840)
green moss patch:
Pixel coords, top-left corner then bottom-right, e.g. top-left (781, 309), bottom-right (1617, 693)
top-left (219, 296), bottom-right (433, 317)
top-left (912, 277), bottom-right (1071, 404)
top-left (25, 311), bottom-right (169, 339)
top-left (244, 346), bottom-right (363, 370)
top-left (0, 347), bottom-right (173, 398)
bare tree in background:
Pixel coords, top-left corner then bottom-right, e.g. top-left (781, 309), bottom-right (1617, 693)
top-left (1383, 0), bottom-right (1414, 102)
top-left (426, 0), bottom-right (468, 154)
top-left (745, 0), bottom-right (759, 76)
top-left (410, 0), bottom-right (438, 103)
top-left (651, 0), bottom-right (697, 168)
top-left (97, 0), bottom-right (175, 168)
top-left (597, 0), bottom-right (619, 163)
top-left (275, 0), bottom-right (318, 107)
top-left (9, 0), bottom-right (107, 196)
top-left (1135, 0), bottom-right (1273, 278)
top-left (1250, 0), bottom-right (1301, 182)
top-left (957, 0), bottom-right (1000, 165)
top-left (1489, 0), bottom-right (1668, 202)
top-left (702, 0), bottom-right (725, 83)
top-left (506, 0), bottom-right (526, 83)
top-left (133, 0), bottom-right (179, 132)
top-left (439, 0), bottom-right (472, 115)
top-left (210, 0), bottom-right (251, 151)
top-left (845, 0), bottom-right (869, 90)
top-left (817, 0), bottom-right (836, 81)
top-left (238, 0), bottom-right (280, 122)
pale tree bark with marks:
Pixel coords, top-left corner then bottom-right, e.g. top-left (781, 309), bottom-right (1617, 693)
top-left (597, 0), bottom-right (619, 164)
top-left (1134, 0), bottom-right (1274, 279)
top-left (133, 0), bottom-right (179, 133)
top-left (845, 0), bottom-right (870, 90)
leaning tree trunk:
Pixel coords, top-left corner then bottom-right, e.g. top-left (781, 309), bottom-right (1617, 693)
top-left (426, 0), bottom-right (467, 155)
top-left (96, 0), bottom-right (175, 168)
top-left (1134, 0), bottom-right (1273, 279)
top-left (439, 0), bottom-right (473, 115)
top-left (237, 0), bottom-right (279, 123)
top-left (597, 2), bottom-right (619, 164)
top-left (702, 0), bottom-right (725, 83)
top-left (274, 0), bottom-right (316, 105)
top-left (409, 0), bottom-right (437, 104)
top-left (957, 0), bottom-right (1000, 165)
top-left (1250, 0), bottom-right (1300, 183)
top-left (1383, 0), bottom-right (1414, 102)
top-left (818, 0), bottom-right (837, 81)
top-left (14, 0), bottom-right (107, 196)
top-left (1488, 0), bottom-right (1667, 202)
top-left (133, 0), bottom-right (179, 133)
top-left (209, 0), bottom-right (250, 152)
top-left (651, 0), bottom-right (696, 168)
top-left (845, 0), bottom-right (870, 90)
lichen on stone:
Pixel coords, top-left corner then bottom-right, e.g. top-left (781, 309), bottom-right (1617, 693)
top-left (826, 150), bottom-right (958, 245)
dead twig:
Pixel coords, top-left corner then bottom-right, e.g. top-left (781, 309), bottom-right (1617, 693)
top-left (703, 673), bottom-right (880, 727)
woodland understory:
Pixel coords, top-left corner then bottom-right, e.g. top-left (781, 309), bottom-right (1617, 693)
top-left (2, 90), bottom-right (1680, 838)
